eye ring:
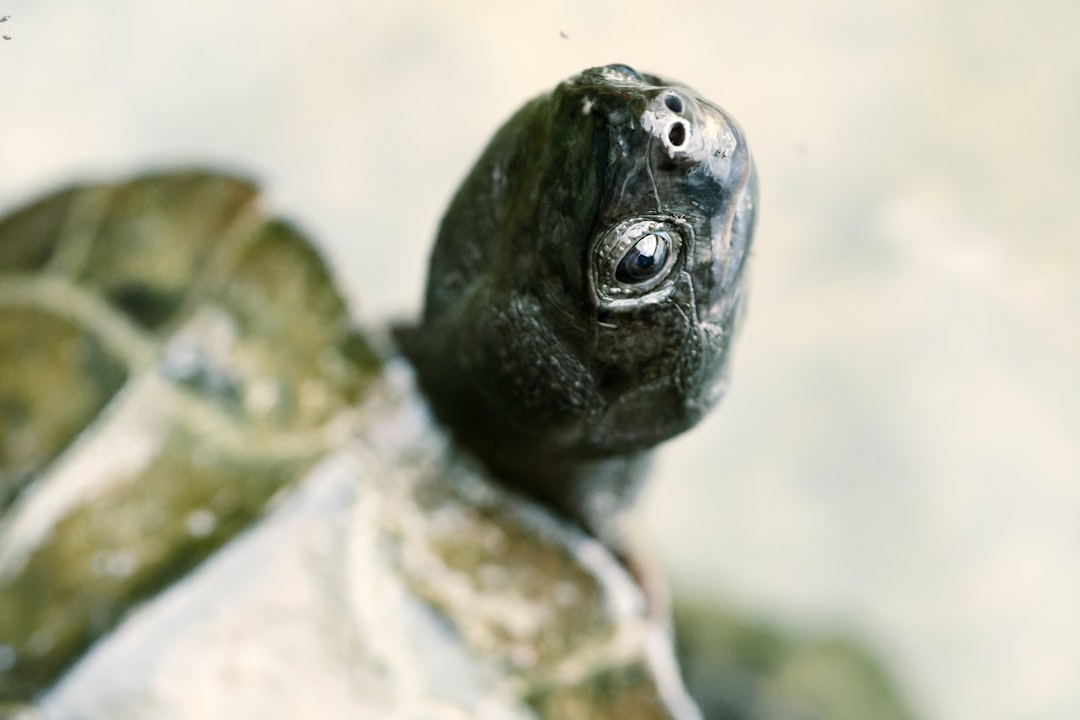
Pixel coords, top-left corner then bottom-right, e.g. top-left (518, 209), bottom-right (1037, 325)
top-left (591, 216), bottom-right (688, 308)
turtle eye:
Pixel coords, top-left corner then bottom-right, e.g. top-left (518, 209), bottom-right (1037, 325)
top-left (616, 233), bottom-right (670, 283)
top-left (592, 217), bottom-right (687, 308)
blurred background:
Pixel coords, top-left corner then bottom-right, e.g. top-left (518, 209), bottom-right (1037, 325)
top-left (1, 1), bottom-right (1077, 718)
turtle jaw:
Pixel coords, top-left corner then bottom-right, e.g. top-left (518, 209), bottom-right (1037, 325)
top-left (582, 294), bottom-right (741, 456)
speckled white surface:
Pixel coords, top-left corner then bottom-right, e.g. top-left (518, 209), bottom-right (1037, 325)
top-left (2, 2), bottom-right (1078, 718)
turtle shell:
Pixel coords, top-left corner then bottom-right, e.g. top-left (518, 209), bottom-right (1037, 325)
top-left (0, 171), bottom-right (377, 697)
top-left (0, 171), bottom-right (700, 719)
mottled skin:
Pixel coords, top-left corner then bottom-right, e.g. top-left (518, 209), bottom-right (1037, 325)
top-left (398, 65), bottom-right (757, 536)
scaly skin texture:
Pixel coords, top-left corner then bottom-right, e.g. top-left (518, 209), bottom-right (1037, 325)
top-left (399, 65), bottom-right (758, 536)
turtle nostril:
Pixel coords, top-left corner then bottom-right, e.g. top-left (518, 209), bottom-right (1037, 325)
top-left (667, 121), bottom-right (686, 147)
top-left (664, 94), bottom-right (683, 113)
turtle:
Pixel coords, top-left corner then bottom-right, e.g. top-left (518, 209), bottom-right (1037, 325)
top-left (0, 64), bottom-right (756, 718)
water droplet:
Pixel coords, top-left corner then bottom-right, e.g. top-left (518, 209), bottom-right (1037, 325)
top-left (185, 508), bottom-right (217, 538)
top-left (27, 628), bottom-right (55, 656)
top-left (245, 377), bottom-right (282, 415)
top-left (91, 549), bottom-right (138, 579)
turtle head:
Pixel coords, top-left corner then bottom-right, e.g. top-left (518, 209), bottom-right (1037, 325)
top-left (398, 64), bottom-right (757, 525)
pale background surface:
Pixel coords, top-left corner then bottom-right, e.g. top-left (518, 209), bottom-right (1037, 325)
top-left (1, 2), bottom-right (1078, 719)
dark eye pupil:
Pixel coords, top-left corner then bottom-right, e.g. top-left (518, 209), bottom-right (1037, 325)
top-left (616, 234), bottom-right (669, 283)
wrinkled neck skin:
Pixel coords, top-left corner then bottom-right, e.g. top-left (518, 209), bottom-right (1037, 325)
top-left (397, 65), bottom-right (757, 543)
